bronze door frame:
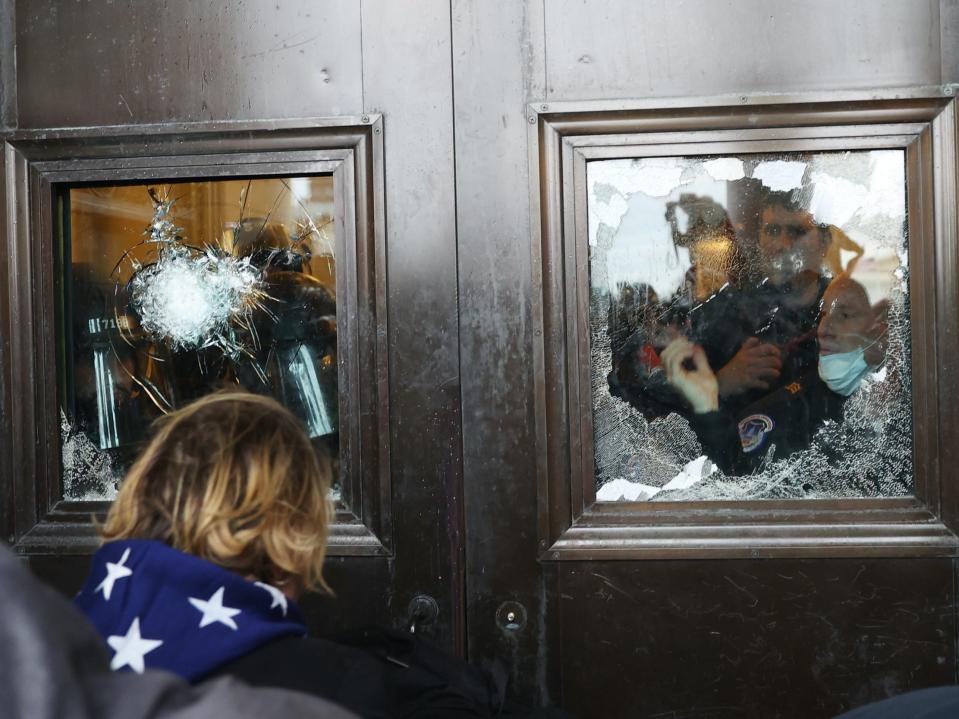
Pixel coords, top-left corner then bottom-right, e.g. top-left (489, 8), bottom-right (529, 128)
top-left (528, 87), bottom-right (959, 559)
top-left (0, 117), bottom-right (391, 557)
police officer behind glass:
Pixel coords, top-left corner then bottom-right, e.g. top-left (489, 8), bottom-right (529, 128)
top-left (696, 190), bottom-right (833, 412)
top-left (662, 272), bottom-right (889, 475)
top-left (610, 188), bottom-right (835, 426)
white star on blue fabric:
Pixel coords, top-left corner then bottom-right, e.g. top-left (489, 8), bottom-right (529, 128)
top-left (96, 547), bottom-right (133, 601)
top-left (107, 617), bottom-right (163, 674)
top-left (254, 581), bottom-right (288, 616)
top-left (188, 586), bottom-right (241, 630)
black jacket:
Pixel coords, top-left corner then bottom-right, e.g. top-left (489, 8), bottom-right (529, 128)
top-left (689, 370), bottom-right (845, 475)
top-left (209, 627), bottom-right (514, 719)
top-left (210, 627), bottom-right (573, 719)
top-left (611, 278), bottom-right (828, 422)
top-left (691, 278), bottom-right (827, 418)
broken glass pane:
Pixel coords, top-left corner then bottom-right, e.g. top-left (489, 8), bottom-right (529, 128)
top-left (589, 151), bottom-right (911, 501)
top-left (61, 177), bottom-right (338, 501)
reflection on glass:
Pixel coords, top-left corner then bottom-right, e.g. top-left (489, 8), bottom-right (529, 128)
top-left (61, 177), bottom-right (337, 500)
top-left (277, 344), bottom-right (336, 438)
top-left (89, 318), bottom-right (122, 449)
top-left (589, 151), bottom-right (911, 502)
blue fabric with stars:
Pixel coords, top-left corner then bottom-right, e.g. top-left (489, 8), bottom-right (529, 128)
top-left (74, 539), bottom-right (307, 681)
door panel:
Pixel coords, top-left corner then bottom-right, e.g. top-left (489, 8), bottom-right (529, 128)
top-left (557, 559), bottom-right (956, 718)
top-left (15, 0), bottom-right (364, 127)
top-left (451, 0), bottom-right (553, 701)
top-left (453, 1), bottom-right (959, 717)
top-left (542, 0), bottom-right (942, 100)
top-left (4, 0), bottom-right (464, 655)
top-left (360, 0), bottom-right (465, 649)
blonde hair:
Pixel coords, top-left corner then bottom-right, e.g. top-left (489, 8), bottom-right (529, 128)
top-left (99, 391), bottom-right (333, 594)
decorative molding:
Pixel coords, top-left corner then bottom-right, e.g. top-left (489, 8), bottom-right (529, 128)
top-left (1, 117), bottom-right (391, 557)
top-left (528, 89), bottom-right (959, 559)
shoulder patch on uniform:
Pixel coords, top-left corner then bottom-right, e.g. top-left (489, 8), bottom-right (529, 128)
top-left (738, 414), bottom-right (775, 453)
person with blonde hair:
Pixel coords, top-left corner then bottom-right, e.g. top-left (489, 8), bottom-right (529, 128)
top-left (75, 392), bottom-right (332, 677)
top-left (74, 391), bottom-right (500, 717)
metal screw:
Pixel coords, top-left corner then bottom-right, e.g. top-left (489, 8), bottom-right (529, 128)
top-left (528, 116), bottom-right (536, 124)
top-left (361, 115), bottom-right (370, 123)
top-left (740, 96), bottom-right (748, 104)
top-left (507, 611), bottom-right (516, 622)
top-left (373, 127), bottom-right (381, 134)
top-left (540, 104), bottom-right (548, 111)
top-left (944, 86), bottom-right (955, 96)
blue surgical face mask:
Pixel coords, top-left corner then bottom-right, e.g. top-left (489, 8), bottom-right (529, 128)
top-left (818, 347), bottom-right (870, 396)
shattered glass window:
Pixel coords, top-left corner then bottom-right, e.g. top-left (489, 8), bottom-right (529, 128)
top-left (589, 151), bottom-right (912, 501)
top-left (60, 178), bottom-right (337, 500)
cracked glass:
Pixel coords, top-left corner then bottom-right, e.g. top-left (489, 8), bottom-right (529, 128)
top-left (59, 177), bottom-right (337, 500)
top-left (588, 151), bottom-right (912, 501)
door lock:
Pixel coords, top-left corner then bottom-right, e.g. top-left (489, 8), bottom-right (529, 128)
top-left (407, 594), bottom-right (439, 634)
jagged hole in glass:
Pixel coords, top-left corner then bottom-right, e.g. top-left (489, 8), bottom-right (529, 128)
top-left (588, 151), bottom-right (912, 501)
top-left (62, 178), bottom-right (341, 502)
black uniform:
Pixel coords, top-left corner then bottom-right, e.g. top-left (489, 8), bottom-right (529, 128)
top-left (690, 277), bottom-right (829, 417)
top-left (688, 369), bottom-right (845, 475)
top-left (609, 277), bottom-right (830, 422)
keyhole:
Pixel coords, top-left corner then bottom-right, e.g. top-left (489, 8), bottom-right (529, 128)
top-left (496, 601), bottom-right (527, 632)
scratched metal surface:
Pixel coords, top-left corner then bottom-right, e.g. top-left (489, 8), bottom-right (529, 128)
top-left (15, 0), bottom-right (364, 127)
top-left (543, 0), bottom-right (943, 100)
top-left (451, 0), bottom-right (552, 705)
top-left (454, 0), bottom-right (957, 713)
top-left (360, 0), bottom-right (466, 653)
top-left (557, 559), bottom-right (956, 718)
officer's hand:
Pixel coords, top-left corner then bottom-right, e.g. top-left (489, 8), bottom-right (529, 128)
top-left (715, 337), bottom-right (781, 397)
top-left (662, 337), bottom-right (719, 414)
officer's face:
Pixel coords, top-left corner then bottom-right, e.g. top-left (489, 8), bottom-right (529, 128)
top-left (759, 205), bottom-right (828, 286)
top-left (818, 277), bottom-right (873, 355)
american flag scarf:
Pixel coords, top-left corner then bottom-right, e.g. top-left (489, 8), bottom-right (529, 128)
top-left (74, 539), bottom-right (307, 681)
